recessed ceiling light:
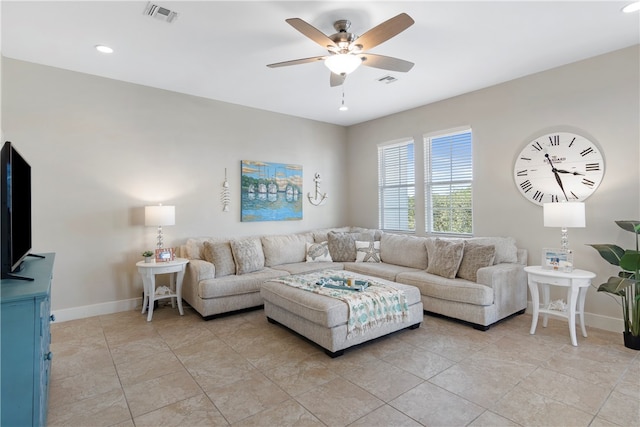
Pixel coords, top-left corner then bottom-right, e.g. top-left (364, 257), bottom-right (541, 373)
top-left (622, 1), bottom-right (640, 13)
top-left (95, 45), bottom-right (114, 54)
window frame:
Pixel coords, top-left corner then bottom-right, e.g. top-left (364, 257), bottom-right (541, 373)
top-left (377, 139), bottom-right (416, 233)
top-left (424, 128), bottom-right (473, 236)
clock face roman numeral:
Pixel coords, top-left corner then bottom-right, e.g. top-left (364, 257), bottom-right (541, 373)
top-left (568, 137), bottom-right (576, 147)
top-left (551, 195), bottom-right (559, 202)
top-left (533, 191), bottom-right (544, 203)
top-left (516, 170), bottom-right (527, 176)
top-left (585, 162), bottom-right (600, 171)
top-left (519, 180), bottom-right (532, 193)
top-left (531, 141), bottom-right (543, 151)
top-left (580, 147), bottom-right (594, 156)
top-left (582, 178), bottom-right (595, 188)
top-left (549, 135), bottom-right (560, 146)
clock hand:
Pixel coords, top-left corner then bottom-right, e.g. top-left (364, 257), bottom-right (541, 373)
top-left (545, 154), bottom-right (569, 201)
top-left (555, 169), bottom-right (585, 176)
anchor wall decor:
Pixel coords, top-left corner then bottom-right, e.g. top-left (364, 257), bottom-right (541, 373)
top-left (221, 168), bottom-right (230, 212)
top-left (307, 173), bottom-right (328, 206)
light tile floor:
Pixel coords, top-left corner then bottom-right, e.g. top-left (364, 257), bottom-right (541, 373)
top-left (48, 304), bottom-right (639, 427)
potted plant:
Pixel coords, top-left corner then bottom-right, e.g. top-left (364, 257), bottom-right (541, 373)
top-left (142, 250), bottom-right (154, 263)
top-left (588, 220), bottom-right (640, 350)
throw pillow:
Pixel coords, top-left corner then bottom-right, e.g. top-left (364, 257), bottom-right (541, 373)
top-left (457, 242), bottom-right (496, 282)
top-left (202, 241), bottom-right (236, 277)
top-left (426, 238), bottom-right (465, 279)
top-left (467, 237), bottom-right (518, 264)
top-left (355, 240), bottom-right (381, 263)
top-left (306, 241), bottom-right (333, 262)
top-left (327, 231), bottom-right (357, 262)
top-left (229, 237), bottom-right (265, 275)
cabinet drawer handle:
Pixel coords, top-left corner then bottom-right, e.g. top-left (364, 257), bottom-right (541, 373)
top-left (45, 352), bottom-right (53, 361)
top-left (50, 314), bottom-right (56, 322)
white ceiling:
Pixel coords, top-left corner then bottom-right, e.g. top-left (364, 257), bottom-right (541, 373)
top-left (2, 1), bottom-right (639, 126)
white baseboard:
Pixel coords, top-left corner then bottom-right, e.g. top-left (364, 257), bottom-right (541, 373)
top-left (53, 299), bottom-right (626, 334)
top-left (525, 302), bottom-right (623, 334)
top-left (52, 298), bottom-right (141, 323)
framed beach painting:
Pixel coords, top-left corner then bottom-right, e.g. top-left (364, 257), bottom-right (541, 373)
top-left (241, 160), bottom-right (303, 222)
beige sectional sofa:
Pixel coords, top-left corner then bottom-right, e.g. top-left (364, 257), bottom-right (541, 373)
top-left (179, 227), bottom-right (527, 329)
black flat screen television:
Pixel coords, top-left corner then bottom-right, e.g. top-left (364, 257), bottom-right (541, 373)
top-left (1, 141), bottom-right (34, 280)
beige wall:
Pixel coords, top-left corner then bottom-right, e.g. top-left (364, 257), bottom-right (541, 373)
top-left (346, 46), bottom-right (640, 330)
top-left (3, 46), bottom-right (639, 330)
top-left (2, 59), bottom-right (348, 316)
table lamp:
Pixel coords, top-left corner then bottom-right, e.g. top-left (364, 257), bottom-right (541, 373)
top-left (543, 202), bottom-right (586, 252)
top-left (145, 204), bottom-right (175, 250)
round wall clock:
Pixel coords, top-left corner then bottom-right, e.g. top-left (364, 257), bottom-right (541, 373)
top-left (513, 131), bottom-right (605, 206)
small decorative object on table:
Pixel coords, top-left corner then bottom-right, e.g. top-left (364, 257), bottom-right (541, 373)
top-left (155, 248), bottom-right (175, 263)
top-left (142, 250), bottom-right (154, 263)
top-left (542, 248), bottom-right (573, 272)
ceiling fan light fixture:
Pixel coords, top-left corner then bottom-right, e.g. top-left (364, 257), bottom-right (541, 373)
top-left (325, 54), bottom-right (362, 75)
top-left (622, 1), bottom-right (640, 13)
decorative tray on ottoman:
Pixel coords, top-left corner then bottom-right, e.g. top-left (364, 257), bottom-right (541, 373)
top-left (315, 276), bottom-right (369, 292)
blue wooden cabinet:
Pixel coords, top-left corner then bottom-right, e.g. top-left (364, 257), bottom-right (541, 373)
top-left (1, 253), bottom-right (55, 427)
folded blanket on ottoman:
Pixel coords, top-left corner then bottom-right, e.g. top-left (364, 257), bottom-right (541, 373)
top-left (270, 270), bottom-right (409, 337)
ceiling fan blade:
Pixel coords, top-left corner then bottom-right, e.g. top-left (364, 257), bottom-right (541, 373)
top-left (330, 72), bottom-right (346, 87)
top-left (267, 56), bottom-right (327, 68)
top-left (285, 18), bottom-right (337, 50)
top-left (361, 53), bottom-right (414, 72)
top-left (355, 13), bottom-right (414, 51)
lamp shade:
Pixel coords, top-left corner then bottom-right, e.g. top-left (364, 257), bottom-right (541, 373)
top-left (543, 202), bottom-right (585, 228)
top-left (325, 54), bottom-right (362, 75)
top-left (145, 205), bottom-right (175, 226)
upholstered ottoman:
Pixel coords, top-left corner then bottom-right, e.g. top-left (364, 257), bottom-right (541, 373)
top-left (261, 271), bottom-right (423, 357)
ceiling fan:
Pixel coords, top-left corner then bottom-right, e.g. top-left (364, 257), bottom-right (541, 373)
top-left (267, 13), bottom-right (415, 87)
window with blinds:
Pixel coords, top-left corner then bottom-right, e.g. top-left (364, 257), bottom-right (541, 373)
top-left (378, 140), bottom-right (415, 232)
top-left (424, 130), bottom-right (473, 234)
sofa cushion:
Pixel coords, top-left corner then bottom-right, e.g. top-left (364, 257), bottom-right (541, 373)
top-left (272, 261), bottom-right (345, 275)
top-left (202, 241), bottom-right (236, 277)
top-left (456, 243), bottom-right (495, 282)
top-left (426, 238), bottom-right (465, 279)
top-left (355, 240), bottom-right (381, 262)
top-left (306, 241), bottom-right (333, 262)
top-left (262, 233), bottom-right (313, 267)
top-left (198, 268), bottom-right (285, 299)
top-left (344, 262), bottom-right (420, 282)
top-left (312, 227), bottom-right (352, 243)
top-left (380, 234), bottom-right (428, 269)
top-left (467, 237), bottom-right (518, 264)
top-left (230, 237), bottom-right (265, 275)
top-left (396, 270), bottom-right (494, 306)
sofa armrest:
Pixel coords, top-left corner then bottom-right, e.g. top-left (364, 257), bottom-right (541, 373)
top-left (476, 262), bottom-right (528, 317)
top-left (184, 259), bottom-right (216, 283)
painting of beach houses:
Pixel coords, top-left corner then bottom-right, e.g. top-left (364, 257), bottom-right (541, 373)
top-left (241, 160), bottom-right (303, 222)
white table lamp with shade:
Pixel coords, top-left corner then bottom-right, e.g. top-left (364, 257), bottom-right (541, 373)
top-left (543, 201), bottom-right (585, 272)
top-left (144, 204), bottom-right (175, 251)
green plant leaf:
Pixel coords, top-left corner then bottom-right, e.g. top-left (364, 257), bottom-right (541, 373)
top-left (615, 220), bottom-right (640, 234)
top-left (620, 250), bottom-right (640, 273)
top-left (587, 244), bottom-right (625, 266)
top-left (597, 276), bottom-right (634, 295)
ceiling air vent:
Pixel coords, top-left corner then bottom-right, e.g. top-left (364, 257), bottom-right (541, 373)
top-left (143, 2), bottom-right (178, 23)
top-left (376, 75), bottom-right (398, 84)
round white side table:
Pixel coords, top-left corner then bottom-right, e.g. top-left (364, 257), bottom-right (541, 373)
top-left (136, 257), bottom-right (189, 321)
top-left (524, 265), bottom-right (596, 346)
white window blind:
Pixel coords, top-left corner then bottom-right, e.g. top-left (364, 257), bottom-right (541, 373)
top-left (424, 130), bottom-right (473, 234)
top-left (378, 140), bottom-right (415, 232)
